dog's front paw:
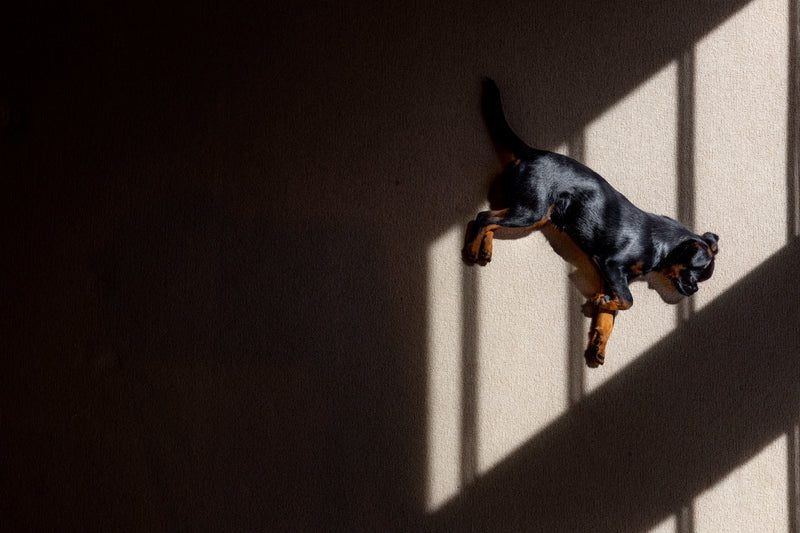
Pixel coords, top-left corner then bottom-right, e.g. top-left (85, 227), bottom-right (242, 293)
top-left (590, 293), bottom-right (611, 307)
top-left (589, 293), bottom-right (631, 311)
top-left (584, 330), bottom-right (605, 367)
top-left (478, 246), bottom-right (492, 262)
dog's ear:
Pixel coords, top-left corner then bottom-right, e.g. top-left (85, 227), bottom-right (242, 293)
top-left (663, 237), bottom-right (715, 270)
top-left (664, 238), bottom-right (699, 265)
top-left (701, 232), bottom-right (719, 255)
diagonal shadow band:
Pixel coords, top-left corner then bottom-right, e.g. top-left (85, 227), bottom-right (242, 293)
top-left (426, 239), bottom-right (800, 533)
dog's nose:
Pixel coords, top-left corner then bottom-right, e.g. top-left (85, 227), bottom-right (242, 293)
top-left (677, 280), bottom-right (699, 296)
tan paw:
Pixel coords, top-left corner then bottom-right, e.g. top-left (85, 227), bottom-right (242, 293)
top-left (584, 329), bottom-right (605, 367)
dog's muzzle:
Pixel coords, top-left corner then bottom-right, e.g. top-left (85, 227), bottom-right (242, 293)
top-left (675, 279), bottom-right (698, 296)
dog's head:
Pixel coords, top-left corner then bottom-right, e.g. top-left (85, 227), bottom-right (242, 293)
top-left (660, 232), bottom-right (719, 296)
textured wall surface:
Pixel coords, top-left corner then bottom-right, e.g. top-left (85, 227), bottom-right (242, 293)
top-left (3, 0), bottom-right (798, 531)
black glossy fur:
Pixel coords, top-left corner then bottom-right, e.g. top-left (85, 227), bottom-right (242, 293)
top-left (464, 79), bottom-right (718, 311)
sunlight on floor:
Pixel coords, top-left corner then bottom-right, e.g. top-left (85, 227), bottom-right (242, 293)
top-left (694, 0), bottom-right (789, 311)
top-left (584, 59), bottom-right (679, 393)
top-left (425, 224), bottom-right (464, 510)
top-left (649, 514), bottom-right (677, 533)
top-left (475, 222), bottom-right (569, 474)
top-left (695, 434), bottom-right (788, 531)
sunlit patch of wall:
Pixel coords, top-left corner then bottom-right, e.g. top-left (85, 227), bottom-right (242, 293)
top-left (474, 218), bottom-right (570, 474)
top-left (695, 435), bottom-right (788, 531)
top-left (583, 60), bottom-right (680, 392)
top-left (649, 514), bottom-right (677, 533)
top-left (693, 0), bottom-right (789, 311)
top-left (425, 224), bottom-right (466, 510)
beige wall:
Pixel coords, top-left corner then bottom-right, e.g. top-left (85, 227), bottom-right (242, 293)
top-left (3, 0), bottom-right (798, 531)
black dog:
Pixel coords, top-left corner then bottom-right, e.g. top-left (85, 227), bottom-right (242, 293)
top-left (464, 79), bottom-right (719, 366)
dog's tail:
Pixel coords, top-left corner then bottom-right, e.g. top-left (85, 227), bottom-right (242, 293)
top-left (482, 78), bottom-right (543, 161)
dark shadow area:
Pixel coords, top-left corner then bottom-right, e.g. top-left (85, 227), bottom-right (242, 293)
top-left (427, 239), bottom-right (800, 532)
top-left (0, 0), bottom-right (759, 530)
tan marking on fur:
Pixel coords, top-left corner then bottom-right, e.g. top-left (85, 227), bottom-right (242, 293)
top-left (591, 294), bottom-right (632, 311)
top-left (691, 239), bottom-right (720, 259)
top-left (666, 264), bottom-right (686, 280)
top-left (594, 310), bottom-right (615, 347)
top-left (586, 308), bottom-right (616, 367)
top-left (464, 209), bottom-right (507, 259)
top-left (481, 230), bottom-right (494, 260)
top-left (496, 149), bottom-right (518, 167)
top-left (540, 224), bottom-right (603, 298)
top-left (699, 240), bottom-right (719, 256)
top-left (629, 261), bottom-right (644, 276)
top-left (467, 222), bottom-right (501, 258)
top-left (466, 206), bottom-right (553, 261)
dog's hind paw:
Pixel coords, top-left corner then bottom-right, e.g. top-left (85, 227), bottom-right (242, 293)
top-left (461, 244), bottom-right (491, 266)
top-left (461, 246), bottom-right (478, 264)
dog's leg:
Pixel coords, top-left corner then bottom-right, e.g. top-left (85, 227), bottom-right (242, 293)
top-left (591, 260), bottom-right (634, 311)
top-left (463, 206), bottom-right (551, 263)
top-left (585, 307), bottom-right (617, 367)
top-left (480, 230), bottom-right (494, 262)
top-left (464, 209), bottom-right (507, 262)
